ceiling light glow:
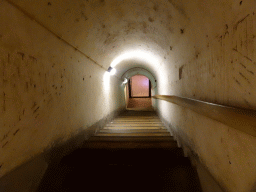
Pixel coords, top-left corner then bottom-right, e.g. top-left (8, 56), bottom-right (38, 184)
top-left (110, 68), bottom-right (116, 75)
top-left (123, 78), bottom-right (128, 84)
top-left (110, 50), bottom-right (160, 68)
top-left (107, 66), bottom-right (116, 75)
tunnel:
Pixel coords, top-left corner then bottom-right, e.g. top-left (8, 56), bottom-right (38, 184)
top-left (1, 0), bottom-right (256, 191)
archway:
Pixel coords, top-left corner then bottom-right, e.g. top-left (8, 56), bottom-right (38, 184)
top-left (122, 68), bottom-right (157, 110)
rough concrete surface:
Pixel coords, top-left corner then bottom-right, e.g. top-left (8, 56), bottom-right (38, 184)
top-left (0, 0), bottom-right (256, 191)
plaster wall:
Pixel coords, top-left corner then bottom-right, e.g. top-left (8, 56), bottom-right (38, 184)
top-left (0, 0), bottom-right (125, 179)
top-left (156, 0), bottom-right (256, 191)
top-left (1, 0), bottom-right (256, 191)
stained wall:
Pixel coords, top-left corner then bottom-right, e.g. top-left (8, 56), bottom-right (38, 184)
top-left (0, 0), bottom-right (125, 180)
top-left (0, 0), bottom-right (256, 191)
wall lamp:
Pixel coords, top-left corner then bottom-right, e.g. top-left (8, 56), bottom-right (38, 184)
top-left (123, 78), bottom-right (128, 84)
top-left (107, 66), bottom-right (116, 75)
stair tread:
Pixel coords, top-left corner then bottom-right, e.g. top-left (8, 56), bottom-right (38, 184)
top-left (38, 111), bottom-right (203, 192)
top-left (109, 121), bottom-right (162, 124)
top-left (90, 111), bottom-right (174, 146)
top-left (107, 121), bottom-right (163, 124)
top-left (99, 129), bottom-right (168, 133)
top-left (112, 119), bottom-right (161, 122)
top-left (103, 126), bottom-right (166, 129)
top-left (89, 136), bottom-right (174, 141)
top-left (116, 115), bottom-right (159, 119)
top-left (105, 124), bottom-right (164, 127)
top-left (83, 140), bottom-right (178, 149)
top-left (95, 132), bottom-right (171, 137)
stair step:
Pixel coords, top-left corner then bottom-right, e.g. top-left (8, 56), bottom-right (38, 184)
top-left (113, 118), bottom-right (160, 121)
top-left (106, 123), bottom-right (164, 127)
top-left (117, 115), bottom-right (158, 118)
top-left (89, 136), bottom-right (174, 141)
top-left (103, 126), bottom-right (166, 129)
top-left (68, 148), bottom-right (186, 163)
top-left (111, 124), bottom-right (163, 126)
top-left (115, 117), bottom-right (159, 119)
top-left (112, 119), bottom-right (161, 122)
top-left (95, 132), bottom-right (171, 137)
top-left (109, 122), bottom-right (163, 124)
top-left (99, 129), bottom-right (168, 133)
top-left (83, 140), bottom-right (178, 149)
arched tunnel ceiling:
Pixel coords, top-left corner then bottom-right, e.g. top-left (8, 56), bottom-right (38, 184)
top-left (9, 0), bottom-right (233, 80)
top-left (121, 67), bottom-right (157, 88)
top-left (8, 0), bottom-right (193, 78)
top-left (112, 54), bottom-right (160, 79)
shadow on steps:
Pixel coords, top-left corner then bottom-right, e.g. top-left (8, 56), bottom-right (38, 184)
top-left (37, 110), bottom-right (201, 192)
top-left (37, 148), bottom-right (202, 192)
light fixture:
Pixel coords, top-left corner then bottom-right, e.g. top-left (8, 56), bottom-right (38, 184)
top-left (107, 66), bottom-right (116, 75)
top-left (123, 78), bottom-right (128, 84)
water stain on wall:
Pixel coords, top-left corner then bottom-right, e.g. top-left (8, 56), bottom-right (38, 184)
top-left (233, 77), bottom-right (241, 86)
top-left (1, 132), bottom-right (9, 142)
top-left (104, 33), bottom-right (118, 45)
top-left (2, 141), bottom-right (8, 148)
top-left (233, 14), bottom-right (250, 31)
top-left (148, 17), bottom-right (154, 22)
top-left (153, 4), bottom-right (158, 11)
top-left (13, 129), bottom-right (20, 136)
top-left (167, 0), bottom-right (188, 18)
top-left (33, 107), bottom-right (40, 114)
top-left (239, 72), bottom-right (251, 84)
top-left (233, 48), bottom-right (256, 64)
top-left (3, 92), bottom-right (6, 111)
top-left (81, 11), bottom-right (88, 21)
top-left (29, 56), bottom-right (37, 62)
top-left (90, 0), bottom-right (106, 9)
top-left (179, 65), bottom-right (184, 80)
top-left (17, 52), bottom-right (24, 60)
top-left (195, 51), bottom-right (200, 59)
top-left (26, 82), bottom-right (29, 92)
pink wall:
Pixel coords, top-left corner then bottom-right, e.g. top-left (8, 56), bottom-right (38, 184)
top-left (131, 75), bottom-right (149, 97)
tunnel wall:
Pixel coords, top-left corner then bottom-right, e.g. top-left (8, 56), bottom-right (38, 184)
top-left (0, 0), bottom-right (125, 187)
top-left (1, 0), bottom-right (256, 191)
top-left (156, 1), bottom-right (256, 192)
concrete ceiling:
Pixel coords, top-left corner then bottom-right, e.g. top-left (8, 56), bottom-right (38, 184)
top-left (8, 0), bottom-right (236, 83)
top-left (9, 0), bottom-right (195, 79)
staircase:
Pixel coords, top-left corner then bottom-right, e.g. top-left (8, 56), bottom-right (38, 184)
top-left (37, 111), bottom-right (202, 192)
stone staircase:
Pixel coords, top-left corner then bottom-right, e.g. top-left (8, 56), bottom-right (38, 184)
top-left (37, 111), bottom-right (202, 192)
top-left (86, 111), bottom-right (178, 148)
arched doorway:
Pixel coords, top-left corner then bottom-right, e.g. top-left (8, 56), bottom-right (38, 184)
top-left (124, 75), bottom-right (153, 110)
top-left (129, 75), bottom-right (151, 98)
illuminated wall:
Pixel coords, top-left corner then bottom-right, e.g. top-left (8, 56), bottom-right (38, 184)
top-left (0, 0), bottom-right (125, 181)
top-left (130, 75), bottom-right (150, 97)
top-left (1, 0), bottom-right (256, 191)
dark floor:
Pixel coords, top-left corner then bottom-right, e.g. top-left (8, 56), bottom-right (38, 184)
top-left (37, 148), bottom-right (201, 192)
top-left (37, 110), bottom-right (202, 192)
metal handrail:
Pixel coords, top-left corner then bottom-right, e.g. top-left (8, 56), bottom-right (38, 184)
top-left (153, 95), bottom-right (256, 137)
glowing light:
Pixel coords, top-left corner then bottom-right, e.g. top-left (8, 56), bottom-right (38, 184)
top-left (123, 78), bottom-right (128, 84)
top-left (103, 71), bottom-right (110, 91)
top-left (110, 68), bottom-right (116, 75)
top-left (110, 50), bottom-right (160, 68)
top-left (107, 66), bottom-right (116, 75)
